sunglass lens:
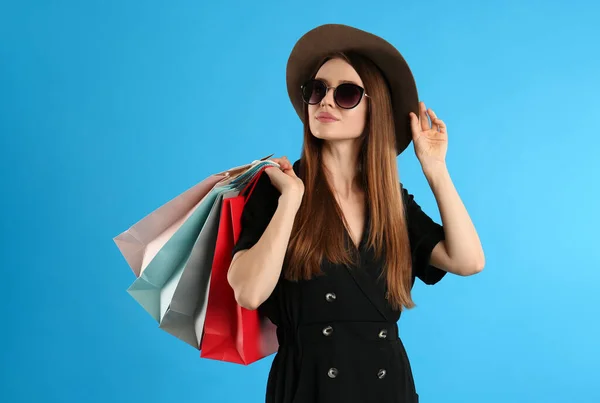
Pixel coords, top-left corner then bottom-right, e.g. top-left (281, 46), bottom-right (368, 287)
top-left (302, 80), bottom-right (326, 105)
top-left (335, 84), bottom-right (363, 109)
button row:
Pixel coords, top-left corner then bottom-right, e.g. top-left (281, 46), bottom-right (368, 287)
top-left (326, 367), bottom-right (387, 379)
top-left (320, 325), bottom-right (388, 339)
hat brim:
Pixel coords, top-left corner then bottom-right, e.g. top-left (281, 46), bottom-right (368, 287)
top-left (286, 24), bottom-right (419, 156)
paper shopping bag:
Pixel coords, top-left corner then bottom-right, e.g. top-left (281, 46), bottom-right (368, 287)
top-left (200, 167), bottom-right (278, 365)
top-left (126, 185), bottom-right (223, 321)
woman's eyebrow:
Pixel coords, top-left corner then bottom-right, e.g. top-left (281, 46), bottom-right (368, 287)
top-left (315, 77), bottom-right (358, 86)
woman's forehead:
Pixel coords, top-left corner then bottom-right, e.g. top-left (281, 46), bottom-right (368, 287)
top-left (315, 58), bottom-right (363, 86)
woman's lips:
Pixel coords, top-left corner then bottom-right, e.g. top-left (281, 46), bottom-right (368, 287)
top-left (316, 112), bottom-right (339, 122)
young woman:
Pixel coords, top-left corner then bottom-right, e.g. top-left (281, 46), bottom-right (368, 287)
top-left (227, 24), bottom-right (484, 403)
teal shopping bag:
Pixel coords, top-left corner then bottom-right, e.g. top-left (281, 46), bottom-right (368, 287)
top-left (127, 186), bottom-right (224, 321)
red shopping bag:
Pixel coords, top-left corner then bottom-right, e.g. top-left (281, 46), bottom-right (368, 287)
top-left (200, 167), bottom-right (278, 365)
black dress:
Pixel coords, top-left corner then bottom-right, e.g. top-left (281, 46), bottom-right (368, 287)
top-left (231, 160), bottom-right (447, 403)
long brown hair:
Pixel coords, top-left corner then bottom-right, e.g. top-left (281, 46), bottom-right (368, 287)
top-left (283, 51), bottom-right (415, 311)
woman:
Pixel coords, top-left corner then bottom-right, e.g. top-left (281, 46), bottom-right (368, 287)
top-left (227, 24), bottom-right (484, 403)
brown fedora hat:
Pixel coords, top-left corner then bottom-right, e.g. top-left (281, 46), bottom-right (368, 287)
top-left (286, 24), bottom-right (419, 156)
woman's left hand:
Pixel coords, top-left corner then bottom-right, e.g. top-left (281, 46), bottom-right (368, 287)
top-left (409, 101), bottom-right (448, 168)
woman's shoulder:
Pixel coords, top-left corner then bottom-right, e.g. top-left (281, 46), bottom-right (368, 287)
top-left (251, 157), bottom-right (300, 197)
top-left (245, 167), bottom-right (280, 209)
top-left (399, 182), bottom-right (410, 204)
top-left (292, 158), bottom-right (301, 176)
top-left (230, 164), bottom-right (281, 257)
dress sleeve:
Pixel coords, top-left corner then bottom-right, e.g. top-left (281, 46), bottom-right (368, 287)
top-left (402, 185), bottom-right (447, 285)
top-left (231, 171), bottom-right (280, 258)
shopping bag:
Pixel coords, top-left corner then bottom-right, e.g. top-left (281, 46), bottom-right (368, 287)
top-left (127, 185), bottom-right (223, 321)
top-left (158, 160), bottom-right (280, 348)
top-left (156, 189), bottom-right (232, 347)
top-left (200, 166), bottom-right (279, 365)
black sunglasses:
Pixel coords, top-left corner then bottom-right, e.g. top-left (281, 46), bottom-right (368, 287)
top-left (301, 79), bottom-right (369, 109)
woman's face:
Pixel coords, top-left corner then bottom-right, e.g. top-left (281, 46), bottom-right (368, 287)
top-left (308, 58), bottom-right (368, 143)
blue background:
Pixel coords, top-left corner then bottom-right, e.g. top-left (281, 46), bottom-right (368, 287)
top-left (1, 1), bottom-right (599, 402)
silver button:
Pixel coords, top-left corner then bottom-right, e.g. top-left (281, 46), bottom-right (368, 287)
top-left (325, 292), bottom-right (337, 302)
top-left (377, 369), bottom-right (387, 379)
top-left (322, 326), bottom-right (333, 336)
top-left (378, 329), bottom-right (388, 339)
top-left (328, 368), bottom-right (339, 378)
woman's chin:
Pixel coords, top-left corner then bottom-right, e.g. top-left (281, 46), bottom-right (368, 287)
top-left (311, 130), bottom-right (361, 142)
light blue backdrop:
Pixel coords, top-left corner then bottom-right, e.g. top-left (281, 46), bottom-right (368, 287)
top-left (1, 1), bottom-right (598, 402)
